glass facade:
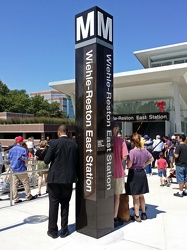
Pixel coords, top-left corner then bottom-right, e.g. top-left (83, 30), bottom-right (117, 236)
top-left (151, 56), bottom-right (187, 68)
top-left (114, 98), bottom-right (174, 114)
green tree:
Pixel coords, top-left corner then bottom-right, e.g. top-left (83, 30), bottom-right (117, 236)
top-left (0, 80), bottom-right (10, 111)
top-left (0, 81), bottom-right (69, 118)
top-left (49, 101), bottom-right (66, 118)
top-left (27, 95), bottom-right (50, 116)
top-left (7, 89), bottom-right (30, 113)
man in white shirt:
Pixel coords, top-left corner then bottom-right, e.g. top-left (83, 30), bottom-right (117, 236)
top-left (152, 135), bottom-right (164, 168)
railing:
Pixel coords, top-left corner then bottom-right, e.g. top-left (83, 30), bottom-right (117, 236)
top-left (0, 159), bottom-right (48, 206)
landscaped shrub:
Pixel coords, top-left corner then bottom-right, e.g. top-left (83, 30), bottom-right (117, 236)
top-left (0, 117), bottom-right (75, 125)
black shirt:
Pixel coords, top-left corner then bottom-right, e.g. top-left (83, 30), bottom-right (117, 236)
top-left (175, 144), bottom-right (187, 166)
top-left (35, 148), bottom-right (48, 161)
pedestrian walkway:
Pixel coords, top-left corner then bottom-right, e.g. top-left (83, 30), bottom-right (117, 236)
top-left (0, 169), bottom-right (187, 250)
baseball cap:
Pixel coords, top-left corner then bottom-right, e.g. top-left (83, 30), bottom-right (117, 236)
top-left (15, 136), bottom-right (24, 142)
top-left (144, 135), bottom-right (149, 139)
top-left (171, 135), bottom-right (176, 139)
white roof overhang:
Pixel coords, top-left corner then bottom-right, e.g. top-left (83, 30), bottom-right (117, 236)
top-left (49, 63), bottom-right (187, 107)
top-left (134, 42), bottom-right (187, 68)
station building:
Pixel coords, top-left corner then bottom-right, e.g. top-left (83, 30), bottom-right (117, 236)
top-left (49, 42), bottom-right (187, 139)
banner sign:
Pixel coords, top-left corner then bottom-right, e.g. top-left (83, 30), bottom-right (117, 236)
top-left (113, 112), bottom-right (169, 122)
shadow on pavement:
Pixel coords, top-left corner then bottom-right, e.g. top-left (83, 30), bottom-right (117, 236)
top-left (130, 203), bottom-right (166, 220)
top-left (0, 215), bottom-right (48, 232)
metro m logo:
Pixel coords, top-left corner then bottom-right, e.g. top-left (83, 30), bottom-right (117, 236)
top-left (76, 7), bottom-right (113, 44)
top-left (98, 11), bottom-right (112, 42)
top-left (76, 11), bottom-right (94, 41)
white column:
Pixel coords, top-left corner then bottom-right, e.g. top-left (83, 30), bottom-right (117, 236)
top-left (122, 122), bottom-right (132, 136)
top-left (165, 120), bottom-right (170, 137)
top-left (173, 83), bottom-right (182, 134)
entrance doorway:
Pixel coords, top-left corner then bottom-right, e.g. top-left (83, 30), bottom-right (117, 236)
top-left (133, 121), bottom-right (165, 139)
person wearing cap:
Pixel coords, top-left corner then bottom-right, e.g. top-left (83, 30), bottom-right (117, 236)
top-left (112, 121), bottom-right (129, 227)
top-left (152, 135), bottom-right (164, 168)
top-left (7, 136), bottom-right (37, 203)
top-left (168, 135), bottom-right (178, 169)
top-left (144, 135), bottom-right (153, 151)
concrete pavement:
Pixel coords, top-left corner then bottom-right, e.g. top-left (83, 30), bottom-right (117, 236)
top-left (0, 169), bottom-right (187, 250)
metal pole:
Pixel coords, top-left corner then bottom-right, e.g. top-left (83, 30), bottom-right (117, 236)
top-left (9, 170), bottom-right (13, 206)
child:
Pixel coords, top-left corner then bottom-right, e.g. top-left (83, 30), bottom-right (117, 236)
top-left (155, 152), bottom-right (168, 186)
top-left (167, 169), bottom-right (176, 184)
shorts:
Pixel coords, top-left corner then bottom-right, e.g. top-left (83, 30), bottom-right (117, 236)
top-left (37, 161), bottom-right (48, 175)
top-left (114, 177), bottom-right (125, 195)
top-left (176, 165), bottom-right (187, 184)
top-left (169, 156), bottom-right (174, 163)
top-left (158, 169), bottom-right (166, 177)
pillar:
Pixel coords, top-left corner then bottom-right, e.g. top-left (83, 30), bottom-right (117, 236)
top-left (75, 6), bottom-right (114, 238)
top-left (173, 83), bottom-right (182, 134)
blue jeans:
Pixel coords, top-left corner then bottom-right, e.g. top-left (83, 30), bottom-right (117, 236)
top-left (158, 169), bottom-right (166, 177)
top-left (176, 165), bottom-right (187, 183)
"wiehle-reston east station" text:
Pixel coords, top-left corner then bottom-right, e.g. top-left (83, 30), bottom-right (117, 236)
top-left (84, 49), bottom-right (113, 196)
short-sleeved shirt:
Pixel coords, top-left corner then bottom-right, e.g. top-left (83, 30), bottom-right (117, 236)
top-left (157, 158), bottom-right (167, 170)
top-left (26, 141), bottom-right (34, 149)
top-left (7, 144), bottom-right (28, 172)
top-left (175, 143), bottom-right (187, 166)
top-left (35, 147), bottom-right (48, 161)
top-left (129, 148), bottom-right (152, 170)
top-left (152, 139), bottom-right (164, 152)
top-left (113, 136), bottom-right (128, 178)
top-left (168, 140), bottom-right (178, 156)
top-left (144, 139), bottom-right (153, 151)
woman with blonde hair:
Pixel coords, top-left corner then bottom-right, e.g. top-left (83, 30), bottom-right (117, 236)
top-left (126, 133), bottom-right (154, 222)
top-left (35, 141), bottom-right (49, 195)
top-left (26, 137), bottom-right (35, 157)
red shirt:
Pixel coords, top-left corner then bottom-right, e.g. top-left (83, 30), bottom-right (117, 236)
top-left (157, 158), bottom-right (167, 170)
top-left (113, 136), bottom-right (128, 178)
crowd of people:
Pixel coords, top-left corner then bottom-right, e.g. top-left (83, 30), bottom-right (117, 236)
top-left (123, 133), bottom-right (187, 191)
top-left (1, 135), bottom-right (51, 200)
top-left (0, 128), bottom-right (78, 239)
top-left (115, 130), bottom-right (187, 223)
top-left (1, 125), bottom-right (187, 238)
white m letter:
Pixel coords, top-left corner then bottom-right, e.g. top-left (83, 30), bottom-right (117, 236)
top-left (98, 11), bottom-right (112, 42)
top-left (76, 11), bottom-right (94, 41)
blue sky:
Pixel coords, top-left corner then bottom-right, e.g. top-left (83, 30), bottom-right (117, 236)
top-left (1, 0), bottom-right (187, 94)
